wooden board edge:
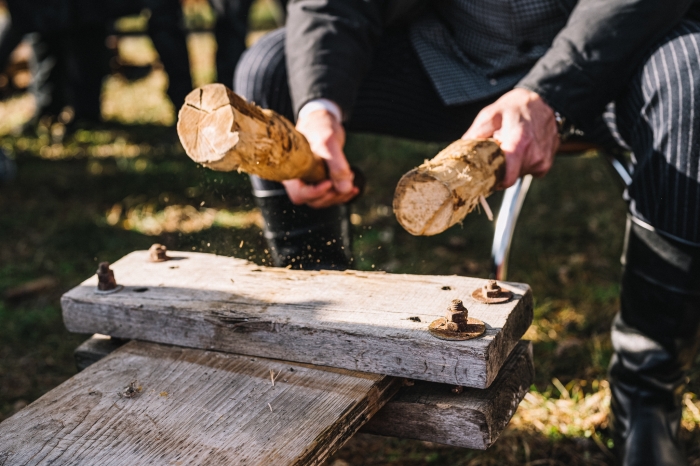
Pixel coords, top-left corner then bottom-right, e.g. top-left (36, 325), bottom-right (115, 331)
top-left (484, 288), bottom-right (533, 387)
top-left (361, 340), bottom-right (534, 450)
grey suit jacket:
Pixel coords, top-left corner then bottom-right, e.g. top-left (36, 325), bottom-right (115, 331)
top-left (286, 0), bottom-right (700, 130)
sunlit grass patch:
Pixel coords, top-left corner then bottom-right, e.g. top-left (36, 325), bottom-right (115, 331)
top-left (512, 380), bottom-right (610, 441)
top-left (0, 93), bottom-right (34, 135)
top-left (109, 203), bottom-right (262, 236)
top-left (102, 71), bottom-right (175, 126)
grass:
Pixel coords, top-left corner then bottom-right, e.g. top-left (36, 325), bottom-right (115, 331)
top-left (0, 13), bottom-right (699, 464)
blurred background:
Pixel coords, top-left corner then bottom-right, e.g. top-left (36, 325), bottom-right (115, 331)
top-left (0, 1), bottom-right (698, 464)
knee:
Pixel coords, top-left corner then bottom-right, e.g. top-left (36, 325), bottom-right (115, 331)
top-left (233, 28), bottom-right (286, 105)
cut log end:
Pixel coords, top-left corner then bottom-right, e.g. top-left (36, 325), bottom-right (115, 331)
top-left (177, 84), bottom-right (327, 183)
top-left (393, 139), bottom-right (504, 236)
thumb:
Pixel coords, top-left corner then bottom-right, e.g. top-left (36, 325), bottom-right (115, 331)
top-left (326, 152), bottom-right (354, 194)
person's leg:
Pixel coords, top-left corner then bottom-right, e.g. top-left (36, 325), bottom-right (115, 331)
top-left (210, 0), bottom-right (255, 88)
top-left (607, 19), bottom-right (700, 466)
top-left (66, 24), bottom-right (108, 123)
top-left (147, 0), bottom-right (192, 110)
top-left (234, 28), bottom-right (492, 269)
top-left (234, 29), bottom-right (352, 269)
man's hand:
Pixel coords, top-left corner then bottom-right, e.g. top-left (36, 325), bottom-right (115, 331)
top-left (463, 88), bottom-right (560, 189)
top-left (284, 109), bottom-right (359, 208)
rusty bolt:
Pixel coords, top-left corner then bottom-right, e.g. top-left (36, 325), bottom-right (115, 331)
top-left (451, 385), bottom-right (464, 394)
top-left (482, 280), bottom-right (502, 298)
top-left (446, 322), bottom-right (459, 332)
top-left (445, 299), bottom-right (469, 322)
top-left (444, 299), bottom-right (470, 332)
top-left (97, 262), bottom-right (118, 291)
top-left (148, 243), bottom-right (169, 262)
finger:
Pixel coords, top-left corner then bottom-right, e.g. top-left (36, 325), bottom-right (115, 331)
top-left (307, 187), bottom-right (360, 209)
top-left (283, 179), bottom-right (333, 205)
top-left (463, 108), bottom-right (502, 140)
top-left (325, 150), bottom-right (354, 195)
top-left (497, 117), bottom-right (529, 188)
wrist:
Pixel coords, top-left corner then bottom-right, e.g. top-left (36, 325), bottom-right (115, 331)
top-left (298, 99), bottom-right (343, 123)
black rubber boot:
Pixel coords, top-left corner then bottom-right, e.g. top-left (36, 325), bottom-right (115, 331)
top-left (609, 215), bottom-right (700, 466)
top-left (251, 176), bottom-right (353, 270)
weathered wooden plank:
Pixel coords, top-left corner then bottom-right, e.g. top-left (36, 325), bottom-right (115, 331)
top-left (62, 251), bottom-right (533, 388)
top-left (361, 340), bottom-right (533, 449)
top-left (0, 341), bottom-right (399, 466)
top-left (73, 335), bottom-right (534, 450)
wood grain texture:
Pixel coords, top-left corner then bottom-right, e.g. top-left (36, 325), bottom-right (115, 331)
top-left (61, 251), bottom-right (533, 388)
top-left (73, 336), bottom-right (534, 450)
top-left (361, 340), bottom-right (534, 449)
top-left (393, 139), bottom-right (504, 236)
top-left (177, 84), bottom-right (327, 183)
top-left (0, 341), bottom-right (399, 466)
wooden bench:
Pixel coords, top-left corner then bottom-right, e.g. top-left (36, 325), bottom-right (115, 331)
top-left (0, 250), bottom-right (535, 464)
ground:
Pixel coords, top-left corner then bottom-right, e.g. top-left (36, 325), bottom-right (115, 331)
top-left (0, 5), bottom-right (699, 465)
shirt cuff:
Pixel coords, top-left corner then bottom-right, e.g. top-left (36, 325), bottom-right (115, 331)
top-left (297, 98), bottom-right (343, 123)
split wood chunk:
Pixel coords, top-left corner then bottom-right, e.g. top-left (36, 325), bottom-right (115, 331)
top-left (0, 341), bottom-right (399, 466)
top-left (177, 83), bottom-right (327, 183)
top-left (61, 250), bottom-right (533, 388)
top-left (393, 139), bottom-right (505, 236)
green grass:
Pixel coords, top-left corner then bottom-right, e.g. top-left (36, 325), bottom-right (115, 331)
top-left (0, 22), bottom-right (699, 464)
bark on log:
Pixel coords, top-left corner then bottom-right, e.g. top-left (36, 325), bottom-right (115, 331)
top-left (177, 83), bottom-right (327, 183)
top-left (393, 139), bottom-right (505, 236)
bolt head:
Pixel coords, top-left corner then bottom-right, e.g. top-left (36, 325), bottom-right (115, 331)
top-left (483, 280), bottom-right (502, 298)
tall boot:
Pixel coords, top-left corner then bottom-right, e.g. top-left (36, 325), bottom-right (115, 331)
top-left (250, 175), bottom-right (353, 270)
top-left (609, 215), bottom-right (700, 466)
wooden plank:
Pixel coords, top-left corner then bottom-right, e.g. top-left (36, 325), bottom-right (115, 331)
top-left (0, 341), bottom-right (399, 466)
top-left (62, 251), bottom-right (533, 388)
top-left (361, 340), bottom-right (533, 449)
top-left (73, 336), bottom-right (534, 450)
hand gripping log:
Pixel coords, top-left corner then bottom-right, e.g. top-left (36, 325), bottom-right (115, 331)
top-left (177, 84), bottom-right (327, 182)
top-left (177, 84), bottom-right (502, 237)
top-left (392, 139), bottom-right (505, 236)
top-left (177, 83), bottom-right (333, 184)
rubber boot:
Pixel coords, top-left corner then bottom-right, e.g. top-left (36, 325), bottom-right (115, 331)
top-left (250, 176), bottom-right (353, 270)
top-left (609, 215), bottom-right (700, 466)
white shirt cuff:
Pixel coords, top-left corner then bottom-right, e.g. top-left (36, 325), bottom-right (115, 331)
top-left (297, 98), bottom-right (343, 123)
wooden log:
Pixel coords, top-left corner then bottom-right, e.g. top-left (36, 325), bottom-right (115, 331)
top-left (393, 139), bottom-right (505, 236)
top-left (72, 336), bottom-right (534, 450)
top-left (177, 83), bottom-right (327, 183)
top-left (362, 340), bottom-right (533, 449)
top-left (61, 250), bottom-right (533, 389)
top-left (0, 341), bottom-right (400, 466)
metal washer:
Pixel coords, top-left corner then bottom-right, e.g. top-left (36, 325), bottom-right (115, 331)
top-left (428, 317), bottom-right (486, 341)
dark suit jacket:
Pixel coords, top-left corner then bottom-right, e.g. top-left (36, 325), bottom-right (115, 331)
top-left (286, 0), bottom-right (700, 130)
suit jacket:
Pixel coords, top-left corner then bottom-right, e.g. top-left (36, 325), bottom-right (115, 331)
top-left (286, 0), bottom-right (700, 130)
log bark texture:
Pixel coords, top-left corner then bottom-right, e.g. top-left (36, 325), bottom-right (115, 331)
top-left (61, 250), bottom-right (533, 389)
top-left (393, 139), bottom-right (505, 236)
top-left (0, 341), bottom-right (399, 466)
top-left (177, 83), bottom-right (327, 183)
